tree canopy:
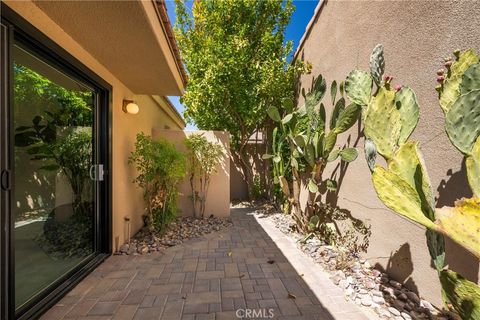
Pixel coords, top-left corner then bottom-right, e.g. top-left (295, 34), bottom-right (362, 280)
top-left (174, 0), bottom-right (307, 196)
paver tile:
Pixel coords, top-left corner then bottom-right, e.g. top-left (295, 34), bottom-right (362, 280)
top-left (42, 207), bottom-right (372, 320)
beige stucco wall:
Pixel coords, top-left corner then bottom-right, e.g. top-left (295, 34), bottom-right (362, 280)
top-left (5, 1), bottom-right (186, 252)
top-left (295, 0), bottom-right (480, 306)
top-left (152, 129), bottom-right (231, 218)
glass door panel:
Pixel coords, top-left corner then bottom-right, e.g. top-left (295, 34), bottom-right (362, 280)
top-left (12, 44), bottom-right (96, 310)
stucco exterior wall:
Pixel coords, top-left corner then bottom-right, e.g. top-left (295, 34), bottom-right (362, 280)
top-left (152, 129), bottom-right (231, 218)
top-left (5, 1), bottom-right (186, 252)
top-left (295, 0), bottom-right (480, 306)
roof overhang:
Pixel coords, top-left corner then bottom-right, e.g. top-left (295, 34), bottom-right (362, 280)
top-left (32, 0), bottom-right (186, 95)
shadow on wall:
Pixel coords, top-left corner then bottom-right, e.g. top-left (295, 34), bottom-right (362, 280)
top-left (436, 160), bottom-right (479, 283)
top-left (374, 243), bottom-right (420, 295)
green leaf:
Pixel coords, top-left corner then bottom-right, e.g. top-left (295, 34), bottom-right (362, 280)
top-left (318, 103), bottom-right (326, 131)
top-left (309, 215), bottom-right (320, 229)
top-left (339, 81), bottom-right (345, 98)
top-left (308, 179), bottom-right (318, 193)
top-left (282, 113), bottom-right (293, 124)
top-left (339, 148), bottom-right (358, 162)
top-left (324, 132), bottom-right (337, 154)
top-left (327, 149), bottom-right (340, 162)
top-left (330, 80), bottom-right (337, 104)
top-left (334, 103), bottom-right (361, 134)
top-left (440, 269), bottom-right (480, 319)
top-left (267, 106), bottom-right (281, 122)
top-left (326, 179), bottom-right (337, 191)
top-left (305, 75), bottom-right (326, 109)
top-left (262, 154), bottom-right (274, 160)
top-left (330, 98), bottom-right (345, 130)
top-left (282, 98), bottom-right (294, 113)
top-left (294, 135), bottom-right (306, 148)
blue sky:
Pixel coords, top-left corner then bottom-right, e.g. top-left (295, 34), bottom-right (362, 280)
top-left (165, 0), bottom-right (319, 130)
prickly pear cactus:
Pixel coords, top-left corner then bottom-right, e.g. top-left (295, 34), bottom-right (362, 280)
top-left (351, 45), bottom-right (480, 319)
top-left (439, 49), bottom-right (479, 113)
top-left (440, 269), bottom-right (480, 320)
top-left (438, 49), bottom-right (480, 198)
top-left (395, 87), bottom-right (420, 145)
top-left (345, 70), bottom-right (372, 106)
top-left (435, 198), bottom-right (480, 258)
top-left (445, 89), bottom-right (480, 154)
top-left (364, 87), bottom-right (401, 159)
top-left (460, 63), bottom-right (480, 94)
top-left (466, 137), bottom-right (480, 197)
top-left (369, 44), bottom-right (385, 86)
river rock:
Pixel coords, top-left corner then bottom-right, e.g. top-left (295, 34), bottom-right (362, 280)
top-left (406, 291), bottom-right (420, 304)
top-left (388, 307), bottom-right (401, 316)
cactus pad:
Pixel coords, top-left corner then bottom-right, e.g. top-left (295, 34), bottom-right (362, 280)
top-left (267, 106), bottom-right (281, 122)
top-left (445, 89), bottom-right (480, 154)
top-left (369, 44), bottom-right (385, 86)
top-left (330, 98), bottom-right (345, 130)
top-left (460, 63), bottom-right (480, 94)
top-left (364, 87), bottom-right (401, 159)
top-left (440, 49), bottom-right (479, 113)
top-left (388, 141), bottom-right (434, 216)
top-left (339, 148), bottom-right (358, 162)
top-left (324, 131), bottom-right (337, 155)
top-left (305, 75), bottom-right (326, 109)
top-left (395, 86), bottom-right (420, 145)
top-left (372, 166), bottom-right (436, 229)
top-left (466, 136), bottom-right (480, 197)
top-left (439, 270), bottom-right (480, 320)
top-left (334, 103), bottom-right (361, 134)
top-left (345, 69), bottom-right (373, 106)
top-left (435, 197), bottom-right (480, 258)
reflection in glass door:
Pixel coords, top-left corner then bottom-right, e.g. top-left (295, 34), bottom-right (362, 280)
top-left (13, 44), bottom-right (96, 310)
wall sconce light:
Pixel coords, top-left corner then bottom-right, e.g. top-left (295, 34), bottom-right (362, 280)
top-left (122, 100), bottom-right (139, 115)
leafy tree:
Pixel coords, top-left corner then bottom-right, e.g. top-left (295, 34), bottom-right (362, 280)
top-left (185, 134), bottom-right (224, 218)
top-left (174, 0), bottom-right (307, 197)
top-left (128, 133), bottom-right (186, 232)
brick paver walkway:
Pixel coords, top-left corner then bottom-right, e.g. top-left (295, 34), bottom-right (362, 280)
top-left (41, 207), bottom-right (371, 320)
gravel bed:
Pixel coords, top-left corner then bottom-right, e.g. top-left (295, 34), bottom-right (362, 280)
top-left (255, 208), bottom-right (456, 320)
top-left (115, 216), bottom-right (232, 255)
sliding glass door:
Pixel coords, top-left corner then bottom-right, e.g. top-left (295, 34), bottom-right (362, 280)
top-left (1, 6), bottom-right (111, 319)
top-left (13, 43), bottom-right (97, 310)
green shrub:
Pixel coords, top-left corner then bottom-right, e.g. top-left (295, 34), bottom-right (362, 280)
top-left (129, 133), bottom-right (186, 232)
top-left (185, 134), bottom-right (223, 218)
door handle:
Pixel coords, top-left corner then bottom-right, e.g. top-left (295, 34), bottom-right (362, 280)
top-left (1, 169), bottom-right (11, 190)
top-left (89, 165), bottom-right (104, 181)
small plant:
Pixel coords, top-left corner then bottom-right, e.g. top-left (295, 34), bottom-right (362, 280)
top-left (185, 134), bottom-right (223, 218)
top-left (264, 75), bottom-right (361, 230)
top-left (129, 133), bottom-right (186, 231)
top-left (249, 175), bottom-right (263, 200)
top-left (347, 45), bottom-right (480, 319)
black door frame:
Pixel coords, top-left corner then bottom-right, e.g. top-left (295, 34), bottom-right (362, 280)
top-left (1, 4), bottom-right (112, 320)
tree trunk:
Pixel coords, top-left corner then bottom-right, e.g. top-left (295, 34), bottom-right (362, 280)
top-left (234, 145), bottom-right (254, 200)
